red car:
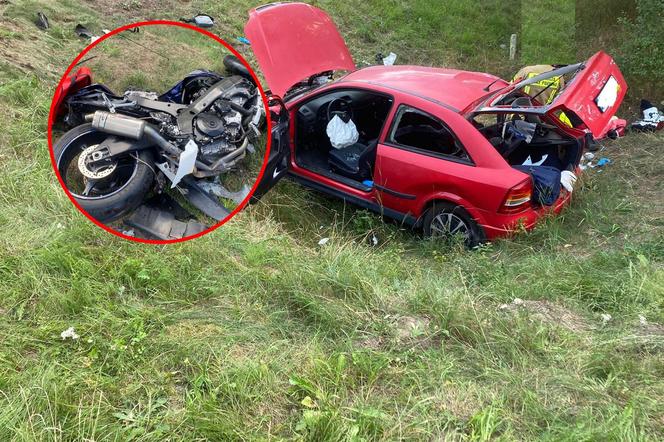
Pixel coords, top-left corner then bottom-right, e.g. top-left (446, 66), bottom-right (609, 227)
top-left (249, 2), bottom-right (627, 245)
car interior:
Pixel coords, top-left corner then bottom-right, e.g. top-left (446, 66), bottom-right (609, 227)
top-left (471, 96), bottom-right (582, 172)
top-left (294, 89), bottom-right (393, 188)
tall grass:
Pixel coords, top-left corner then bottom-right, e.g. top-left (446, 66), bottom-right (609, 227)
top-left (0, 0), bottom-right (662, 440)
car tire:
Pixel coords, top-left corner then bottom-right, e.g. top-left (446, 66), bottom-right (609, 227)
top-left (422, 201), bottom-right (484, 248)
top-left (54, 123), bottom-right (156, 223)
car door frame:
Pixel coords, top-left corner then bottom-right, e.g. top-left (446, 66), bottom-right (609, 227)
top-left (250, 96), bottom-right (291, 201)
top-left (284, 83), bottom-right (397, 205)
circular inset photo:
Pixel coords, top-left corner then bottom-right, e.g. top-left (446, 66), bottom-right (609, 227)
top-left (48, 21), bottom-right (270, 243)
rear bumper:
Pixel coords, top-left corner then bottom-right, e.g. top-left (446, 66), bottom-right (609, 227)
top-left (480, 190), bottom-right (571, 240)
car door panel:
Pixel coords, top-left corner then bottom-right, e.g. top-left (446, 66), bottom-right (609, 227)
top-left (251, 104), bottom-right (291, 201)
top-left (373, 99), bottom-right (511, 219)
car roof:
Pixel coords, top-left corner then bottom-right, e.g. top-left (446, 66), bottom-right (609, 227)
top-left (341, 65), bottom-right (506, 112)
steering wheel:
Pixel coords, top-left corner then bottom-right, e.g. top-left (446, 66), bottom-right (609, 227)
top-left (327, 97), bottom-right (353, 122)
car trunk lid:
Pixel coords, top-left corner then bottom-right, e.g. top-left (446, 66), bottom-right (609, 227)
top-left (245, 2), bottom-right (356, 98)
top-left (547, 51), bottom-right (627, 137)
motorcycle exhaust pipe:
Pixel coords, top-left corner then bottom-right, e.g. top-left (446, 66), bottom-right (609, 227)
top-left (90, 111), bottom-right (182, 157)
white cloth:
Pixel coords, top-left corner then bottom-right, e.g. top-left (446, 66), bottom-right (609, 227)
top-left (560, 170), bottom-right (577, 192)
top-left (326, 115), bottom-right (359, 149)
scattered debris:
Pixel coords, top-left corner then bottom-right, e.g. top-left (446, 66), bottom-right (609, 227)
top-left (370, 233), bottom-right (379, 247)
top-left (375, 52), bottom-right (397, 66)
top-left (639, 315), bottom-right (648, 326)
top-left (596, 157), bottom-right (611, 167)
top-left (237, 36), bottom-right (251, 45)
top-left (75, 24), bottom-right (94, 39)
top-left (197, 180), bottom-right (251, 205)
top-left (499, 298), bottom-right (591, 332)
top-left (600, 313), bottom-right (612, 323)
top-left (317, 237), bottom-right (330, 246)
top-left (35, 12), bottom-right (49, 30)
top-left (181, 14), bottom-right (215, 28)
top-left (60, 327), bottom-right (80, 340)
top-left (629, 99), bottom-right (664, 132)
top-left (122, 229), bottom-right (135, 237)
top-left (382, 52), bottom-right (397, 66)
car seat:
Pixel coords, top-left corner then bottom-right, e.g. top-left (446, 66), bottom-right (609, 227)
top-left (328, 139), bottom-right (378, 181)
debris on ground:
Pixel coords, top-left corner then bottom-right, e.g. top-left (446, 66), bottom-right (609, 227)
top-left (600, 313), bottom-right (612, 324)
top-left (74, 24), bottom-right (94, 38)
top-left (197, 180), bottom-right (251, 205)
top-left (596, 157), bottom-right (611, 167)
top-left (382, 52), bottom-right (397, 66)
top-left (60, 327), bottom-right (80, 340)
top-left (181, 14), bottom-right (215, 28)
top-left (629, 99), bottom-right (664, 132)
top-left (499, 298), bottom-right (592, 332)
top-left (35, 12), bottom-right (49, 30)
top-left (317, 237), bottom-right (330, 246)
top-left (375, 52), bottom-right (397, 66)
top-left (237, 36), bottom-right (250, 45)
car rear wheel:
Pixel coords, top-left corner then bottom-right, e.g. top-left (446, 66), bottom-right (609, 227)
top-left (422, 202), bottom-right (483, 248)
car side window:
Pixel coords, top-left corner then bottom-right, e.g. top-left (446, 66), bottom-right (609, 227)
top-left (389, 105), bottom-right (471, 162)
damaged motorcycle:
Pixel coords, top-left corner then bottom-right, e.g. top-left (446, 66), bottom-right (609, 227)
top-left (52, 55), bottom-right (265, 236)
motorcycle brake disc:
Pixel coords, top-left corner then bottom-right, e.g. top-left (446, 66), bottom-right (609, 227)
top-left (78, 145), bottom-right (117, 179)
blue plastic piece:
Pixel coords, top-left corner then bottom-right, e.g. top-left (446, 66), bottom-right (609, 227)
top-left (597, 157), bottom-right (611, 167)
top-left (237, 37), bottom-right (250, 45)
top-left (362, 180), bottom-right (374, 188)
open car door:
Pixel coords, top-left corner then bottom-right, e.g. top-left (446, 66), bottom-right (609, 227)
top-left (251, 99), bottom-right (291, 201)
top-left (547, 51), bottom-right (627, 137)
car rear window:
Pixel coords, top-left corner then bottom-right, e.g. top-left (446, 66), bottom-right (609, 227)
top-left (389, 105), bottom-right (470, 162)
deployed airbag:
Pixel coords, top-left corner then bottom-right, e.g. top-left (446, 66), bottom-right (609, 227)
top-left (326, 115), bottom-right (359, 149)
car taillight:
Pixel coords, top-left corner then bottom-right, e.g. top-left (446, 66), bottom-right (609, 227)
top-left (499, 179), bottom-right (532, 214)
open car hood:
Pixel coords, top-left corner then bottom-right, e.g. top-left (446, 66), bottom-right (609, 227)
top-left (477, 51), bottom-right (627, 138)
top-left (245, 2), bottom-right (356, 97)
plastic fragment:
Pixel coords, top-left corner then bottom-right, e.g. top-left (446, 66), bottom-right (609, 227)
top-left (60, 327), bottom-right (80, 340)
top-left (382, 52), bottom-right (397, 66)
top-left (35, 12), bottom-right (49, 30)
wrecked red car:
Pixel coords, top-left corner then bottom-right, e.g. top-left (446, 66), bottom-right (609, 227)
top-left (249, 2), bottom-right (627, 245)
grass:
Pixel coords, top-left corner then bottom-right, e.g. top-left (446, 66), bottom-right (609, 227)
top-left (1, 0), bottom-right (663, 440)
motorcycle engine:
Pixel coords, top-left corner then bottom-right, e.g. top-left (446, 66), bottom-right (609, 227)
top-left (189, 79), bottom-right (256, 163)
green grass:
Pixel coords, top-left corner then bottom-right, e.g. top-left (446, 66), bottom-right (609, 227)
top-left (1, 0), bottom-right (663, 440)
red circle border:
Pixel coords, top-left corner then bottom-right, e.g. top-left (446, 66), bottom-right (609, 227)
top-left (47, 20), bottom-right (272, 245)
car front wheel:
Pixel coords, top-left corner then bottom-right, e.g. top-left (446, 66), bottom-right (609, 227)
top-left (422, 202), bottom-right (483, 248)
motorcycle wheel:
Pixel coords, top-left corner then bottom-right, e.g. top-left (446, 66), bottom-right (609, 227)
top-left (54, 123), bottom-right (155, 223)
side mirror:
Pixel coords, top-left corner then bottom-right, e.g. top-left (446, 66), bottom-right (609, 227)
top-left (182, 14), bottom-right (215, 28)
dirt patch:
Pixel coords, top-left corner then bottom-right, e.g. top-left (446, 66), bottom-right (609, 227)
top-left (634, 318), bottom-right (664, 337)
top-left (0, 20), bottom-right (60, 79)
top-left (395, 315), bottom-right (431, 341)
top-left (82, 0), bottom-right (181, 20)
top-left (499, 298), bottom-right (592, 332)
top-left (356, 335), bottom-right (384, 351)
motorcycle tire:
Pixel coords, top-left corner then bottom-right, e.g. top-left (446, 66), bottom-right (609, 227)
top-left (53, 123), bottom-right (156, 223)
